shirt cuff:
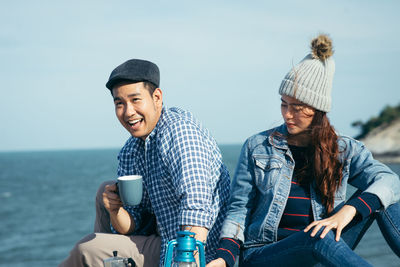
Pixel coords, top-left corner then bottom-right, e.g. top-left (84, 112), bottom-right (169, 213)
top-left (346, 192), bottom-right (382, 219)
top-left (216, 238), bottom-right (241, 267)
top-left (180, 209), bottom-right (214, 229)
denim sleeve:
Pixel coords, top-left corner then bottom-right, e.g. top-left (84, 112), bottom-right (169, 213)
top-left (159, 120), bottom-right (221, 229)
top-left (347, 139), bottom-right (400, 208)
top-left (220, 139), bottom-right (258, 242)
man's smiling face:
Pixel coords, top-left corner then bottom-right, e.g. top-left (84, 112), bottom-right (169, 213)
top-left (112, 82), bottom-right (163, 140)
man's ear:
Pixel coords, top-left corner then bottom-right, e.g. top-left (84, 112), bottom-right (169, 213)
top-left (152, 88), bottom-right (163, 108)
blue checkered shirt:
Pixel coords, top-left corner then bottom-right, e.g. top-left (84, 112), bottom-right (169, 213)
top-left (113, 107), bottom-right (230, 265)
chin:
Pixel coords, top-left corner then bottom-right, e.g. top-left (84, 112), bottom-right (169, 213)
top-left (287, 128), bottom-right (301, 135)
top-left (286, 127), bottom-right (296, 134)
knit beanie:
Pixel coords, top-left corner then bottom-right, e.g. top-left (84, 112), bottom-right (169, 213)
top-left (278, 34), bottom-right (335, 112)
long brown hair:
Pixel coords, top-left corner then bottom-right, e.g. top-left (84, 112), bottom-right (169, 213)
top-left (296, 111), bottom-right (343, 214)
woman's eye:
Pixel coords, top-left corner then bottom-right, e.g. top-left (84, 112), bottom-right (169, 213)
top-left (293, 105), bottom-right (304, 112)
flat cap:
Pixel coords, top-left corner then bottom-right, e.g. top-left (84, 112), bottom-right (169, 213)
top-left (106, 59), bottom-right (160, 90)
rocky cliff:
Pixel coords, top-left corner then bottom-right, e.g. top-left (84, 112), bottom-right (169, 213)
top-left (360, 119), bottom-right (400, 163)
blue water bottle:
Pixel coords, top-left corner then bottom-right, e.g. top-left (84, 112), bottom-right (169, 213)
top-left (164, 231), bottom-right (205, 267)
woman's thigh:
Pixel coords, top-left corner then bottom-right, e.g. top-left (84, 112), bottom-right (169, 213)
top-left (241, 229), bottom-right (371, 267)
top-left (241, 231), bottom-right (317, 267)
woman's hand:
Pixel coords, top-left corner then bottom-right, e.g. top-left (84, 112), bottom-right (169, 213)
top-left (304, 205), bottom-right (357, 241)
top-left (103, 183), bottom-right (123, 214)
top-left (206, 258), bottom-right (226, 267)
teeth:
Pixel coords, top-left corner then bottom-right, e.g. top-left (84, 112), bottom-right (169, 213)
top-left (128, 119), bottom-right (141, 125)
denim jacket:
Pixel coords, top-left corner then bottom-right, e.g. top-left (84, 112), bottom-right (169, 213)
top-left (220, 124), bottom-right (400, 247)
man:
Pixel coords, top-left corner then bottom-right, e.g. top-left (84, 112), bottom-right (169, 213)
top-left (59, 59), bottom-right (230, 266)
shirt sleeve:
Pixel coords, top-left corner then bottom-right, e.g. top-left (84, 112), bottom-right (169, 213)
top-left (346, 192), bottom-right (382, 219)
top-left (159, 120), bottom-right (220, 229)
top-left (215, 238), bottom-right (241, 267)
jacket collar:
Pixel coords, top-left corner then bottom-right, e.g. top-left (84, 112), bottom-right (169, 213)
top-left (268, 124), bottom-right (290, 150)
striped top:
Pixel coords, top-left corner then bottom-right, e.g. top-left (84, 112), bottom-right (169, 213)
top-left (277, 145), bottom-right (382, 240)
top-left (278, 145), bottom-right (312, 240)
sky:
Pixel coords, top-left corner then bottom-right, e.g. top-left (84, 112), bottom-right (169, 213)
top-left (1, 0), bottom-right (399, 151)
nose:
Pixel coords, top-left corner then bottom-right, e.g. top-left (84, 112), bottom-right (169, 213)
top-left (124, 102), bottom-right (136, 118)
top-left (282, 106), bottom-right (294, 120)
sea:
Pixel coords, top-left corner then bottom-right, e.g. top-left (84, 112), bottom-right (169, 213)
top-left (0, 145), bottom-right (399, 266)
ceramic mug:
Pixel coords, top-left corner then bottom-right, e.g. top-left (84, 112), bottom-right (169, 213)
top-left (117, 175), bottom-right (143, 206)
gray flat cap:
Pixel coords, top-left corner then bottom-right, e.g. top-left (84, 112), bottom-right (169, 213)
top-left (106, 59), bottom-right (160, 90)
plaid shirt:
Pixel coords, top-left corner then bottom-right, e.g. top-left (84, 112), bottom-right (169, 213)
top-left (114, 106), bottom-right (230, 265)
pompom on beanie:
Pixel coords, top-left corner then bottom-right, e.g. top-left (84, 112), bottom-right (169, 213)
top-left (279, 34), bottom-right (335, 112)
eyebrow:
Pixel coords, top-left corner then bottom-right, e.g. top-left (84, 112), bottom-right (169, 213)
top-left (280, 98), bottom-right (304, 106)
top-left (113, 93), bottom-right (141, 102)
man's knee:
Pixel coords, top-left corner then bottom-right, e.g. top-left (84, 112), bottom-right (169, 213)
top-left (74, 233), bottom-right (98, 254)
top-left (59, 233), bottom-right (99, 266)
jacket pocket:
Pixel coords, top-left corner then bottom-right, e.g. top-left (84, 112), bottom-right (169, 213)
top-left (253, 155), bottom-right (283, 193)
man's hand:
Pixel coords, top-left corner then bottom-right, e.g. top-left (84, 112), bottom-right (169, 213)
top-left (103, 182), bottom-right (135, 234)
top-left (206, 258), bottom-right (226, 267)
top-left (304, 205), bottom-right (357, 241)
top-left (103, 183), bottom-right (123, 214)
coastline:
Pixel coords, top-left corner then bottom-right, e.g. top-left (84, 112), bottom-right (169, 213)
top-left (360, 119), bottom-right (400, 164)
top-left (373, 154), bottom-right (400, 164)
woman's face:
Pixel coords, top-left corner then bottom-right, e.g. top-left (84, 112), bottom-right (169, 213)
top-left (280, 95), bottom-right (316, 135)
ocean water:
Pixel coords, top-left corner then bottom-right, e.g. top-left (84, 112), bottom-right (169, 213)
top-left (0, 145), bottom-right (399, 266)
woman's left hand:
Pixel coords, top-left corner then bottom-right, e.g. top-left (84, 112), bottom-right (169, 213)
top-left (304, 205), bottom-right (357, 241)
top-left (206, 258), bottom-right (226, 267)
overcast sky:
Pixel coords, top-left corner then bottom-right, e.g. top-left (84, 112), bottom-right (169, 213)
top-left (1, 0), bottom-right (399, 151)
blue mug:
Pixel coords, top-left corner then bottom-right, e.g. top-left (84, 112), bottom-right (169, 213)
top-left (117, 175), bottom-right (143, 206)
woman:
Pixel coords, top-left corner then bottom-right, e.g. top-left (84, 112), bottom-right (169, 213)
top-left (208, 35), bottom-right (400, 266)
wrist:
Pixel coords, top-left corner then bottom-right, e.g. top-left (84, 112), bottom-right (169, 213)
top-left (109, 206), bottom-right (125, 217)
top-left (217, 258), bottom-right (227, 267)
top-left (343, 205), bottom-right (357, 217)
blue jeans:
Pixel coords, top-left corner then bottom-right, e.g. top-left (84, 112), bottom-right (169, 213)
top-left (342, 192), bottom-right (400, 257)
top-left (376, 203), bottom-right (400, 257)
top-left (241, 200), bottom-right (400, 266)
